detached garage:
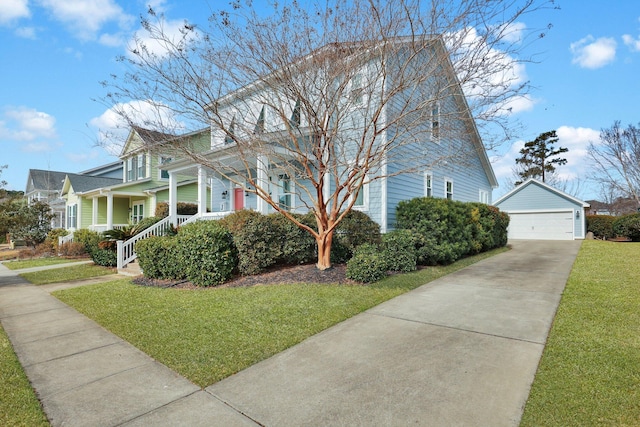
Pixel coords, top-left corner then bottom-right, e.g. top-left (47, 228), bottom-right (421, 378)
top-left (493, 179), bottom-right (590, 240)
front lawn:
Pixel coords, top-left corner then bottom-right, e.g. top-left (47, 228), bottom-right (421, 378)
top-left (52, 248), bottom-right (504, 388)
top-left (0, 325), bottom-right (49, 427)
top-left (521, 240), bottom-right (640, 426)
top-left (19, 264), bottom-right (115, 285)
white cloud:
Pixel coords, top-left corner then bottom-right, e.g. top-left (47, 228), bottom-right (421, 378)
top-left (570, 35), bottom-right (617, 69)
top-left (499, 22), bottom-right (526, 44)
top-left (0, 0), bottom-right (30, 25)
top-left (491, 126), bottom-right (600, 186)
top-left (127, 17), bottom-right (197, 59)
top-left (622, 34), bottom-right (640, 52)
top-left (37, 0), bottom-right (134, 41)
top-left (447, 26), bottom-right (530, 116)
top-left (89, 100), bottom-right (183, 155)
top-left (15, 26), bottom-right (37, 38)
top-left (0, 106), bottom-right (57, 141)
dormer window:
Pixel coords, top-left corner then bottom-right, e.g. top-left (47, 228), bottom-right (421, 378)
top-left (431, 103), bottom-right (440, 142)
top-left (225, 116), bottom-right (236, 144)
top-left (290, 99), bottom-right (301, 128)
top-left (254, 106), bottom-right (265, 134)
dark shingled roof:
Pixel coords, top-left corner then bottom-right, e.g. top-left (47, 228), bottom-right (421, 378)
top-left (65, 173), bottom-right (122, 193)
top-left (27, 169), bottom-right (68, 192)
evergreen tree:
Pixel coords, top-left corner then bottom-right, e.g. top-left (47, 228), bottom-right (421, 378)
top-left (515, 130), bottom-right (568, 185)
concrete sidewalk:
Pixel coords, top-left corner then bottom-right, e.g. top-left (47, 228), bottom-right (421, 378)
top-left (0, 240), bottom-right (582, 426)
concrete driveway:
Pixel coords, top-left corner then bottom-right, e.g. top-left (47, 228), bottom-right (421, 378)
top-left (0, 240), bottom-right (581, 426)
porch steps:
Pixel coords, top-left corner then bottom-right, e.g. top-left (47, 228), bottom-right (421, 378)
top-left (117, 259), bottom-right (143, 277)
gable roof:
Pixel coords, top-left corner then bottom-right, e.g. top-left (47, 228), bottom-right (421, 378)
top-left (26, 169), bottom-right (68, 194)
top-left (493, 178), bottom-right (590, 208)
top-left (120, 126), bottom-right (177, 158)
top-left (62, 173), bottom-right (122, 195)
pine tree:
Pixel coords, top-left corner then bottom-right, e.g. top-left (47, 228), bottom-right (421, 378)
top-left (515, 130), bottom-right (568, 185)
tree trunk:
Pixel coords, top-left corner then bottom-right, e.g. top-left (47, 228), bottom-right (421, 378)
top-left (316, 230), bottom-right (334, 270)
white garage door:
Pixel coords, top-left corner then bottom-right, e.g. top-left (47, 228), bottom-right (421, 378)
top-left (507, 211), bottom-right (574, 240)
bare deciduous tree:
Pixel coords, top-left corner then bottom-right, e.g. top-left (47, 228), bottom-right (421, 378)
top-left (101, 0), bottom-right (555, 269)
top-left (588, 121), bottom-right (640, 211)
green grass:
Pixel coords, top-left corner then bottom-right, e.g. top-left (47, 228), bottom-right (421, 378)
top-left (2, 258), bottom-right (83, 271)
top-left (521, 240), bottom-right (640, 426)
top-left (19, 264), bottom-right (115, 285)
top-left (53, 248), bottom-right (505, 388)
top-left (0, 325), bottom-right (49, 427)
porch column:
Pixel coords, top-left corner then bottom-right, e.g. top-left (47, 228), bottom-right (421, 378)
top-left (197, 165), bottom-right (207, 215)
top-left (106, 193), bottom-right (113, 230)
top-left (256, 155), bottom-right (269, 214)
top-left (92, 197), bottom-right (98, 228)
top-left (169, 171), bottom-right (178, 226)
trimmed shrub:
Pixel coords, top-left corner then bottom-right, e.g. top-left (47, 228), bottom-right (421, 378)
top-left (73, 229), bottom-right (102, 256)
top-left (346, 243), bottom-right (388, 283)
top-left (382, 229), bottom-right (417, 272)
top-left (331, 210), bottom-right (381, 263)
top-left (155, 202), bottom-right (199, 218)
top-left (136, 236), bottom-right (184, 280)
top-left (396, 197), bottom-right (471, 265)
top-left (396, 197), bottom-right (508, 266)
top-left (218, 209), bottom-right (263, 235)
top-left (269, 213), bottom-right (316, 265)
top-left (587, 215), bottom-right (615, 239)
top-left (232, 214), bottom-right (281, 275)
top-left (612, 213), bottom-right (640, 241)
top-left (91, 248), bottom-right (117, 267)
top-left (177, 221), bottom-right (237, 286)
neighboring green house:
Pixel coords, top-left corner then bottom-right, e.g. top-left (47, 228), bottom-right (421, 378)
top-left (62, 127), bottom-right (211, 232)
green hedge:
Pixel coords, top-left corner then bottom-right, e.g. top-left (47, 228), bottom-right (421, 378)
top-left (136, 236), bottom-right (184, 280)
top-left (612, 213), bottom-right (640, 241)
top-left (381, 229), bottom-right (417, 273)
top-left (177, 221), bottom-right (237, 286)
top-left (346, 243), bottom-right (388, 283)
top-left (586, 215), bottom-right (616, 239)
top-left (155, 202), bottom-right (199, 218)
top-left (396, 198), bottom-right (509, 265)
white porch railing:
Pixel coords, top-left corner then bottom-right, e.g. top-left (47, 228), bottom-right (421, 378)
top-left (59, 232), bottom-right (74, 246)
top-left (117, 215), bottom-right (191, 270)
top-left (90, 224), bottom-right (128, 233)
top-left (179, 211), bottom-right (231, 226)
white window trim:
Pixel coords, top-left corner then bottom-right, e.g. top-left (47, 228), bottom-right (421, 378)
top-left (351, 175), bottom-right (369, 211)
top-left (445, 178), bottom-right (453, 200)
top-left (479, 189), bottom-right (489, 204)
top-left (424, 171), bottom-right (433, 197)
top-left (159, 156), bottom-right (172, 180)
top-left (131, 201), bottom-right (145, 224)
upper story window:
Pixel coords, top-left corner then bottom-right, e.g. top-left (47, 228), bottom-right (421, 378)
top-left (290, 100), bottom-right (301, 128)
top-left (225, 116), bottom-right (236, 144)
top-left (254, 106), bottom-right (265, 134)
top-left (445, 178), bottom-right (453, 200)
top-left (350, 73), bottom-right (363, 104)
top-left (431, 103), bottom-right (440, 142)
top-left (424, 172), bottom-right (433, 197)
top-left (125, 153), bottom-right (147, 182)
top-left (159, 156), bottom-right (172, 179)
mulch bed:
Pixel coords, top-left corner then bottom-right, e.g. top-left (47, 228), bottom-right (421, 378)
top-left (132, 263), bottom-right (357, 289)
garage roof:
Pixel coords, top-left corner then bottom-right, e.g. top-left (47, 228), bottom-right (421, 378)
top-left (493, 178), bottom-right (590, 209)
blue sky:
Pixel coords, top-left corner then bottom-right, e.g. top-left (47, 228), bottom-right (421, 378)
top-left (1, 0), bottom-right (639, 201)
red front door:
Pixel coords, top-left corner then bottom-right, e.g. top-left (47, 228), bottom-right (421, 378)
top-left (234, 188), bottom-right (244, 210)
